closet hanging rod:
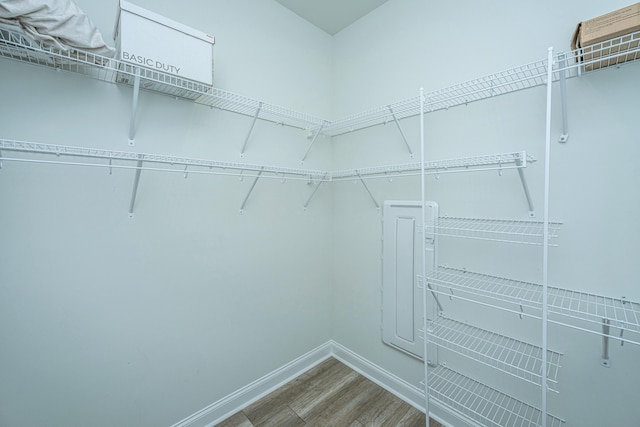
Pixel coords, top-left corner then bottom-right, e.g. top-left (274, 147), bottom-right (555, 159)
top-left (0, 139), bottom-right (328, 181)
top-left (331, 151), bottom-right (534, 181)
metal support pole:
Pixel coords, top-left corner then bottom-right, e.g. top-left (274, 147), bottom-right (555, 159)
top-left (558, 52), bottom-right (570, 143)
top-left (239, 167), bottom-right (263, 213)
top-left (128, 68), bottom-right (141, 146)
top-left (388, 106), bottom-right (414, 157)
top-left (303, 174), bottom-right (328, 209)
top-left (356, 172), bottom-right (379, 209)
top-left (240, 102), bottom-right (263, 157)
top-left (128, 155), bottom-right (144, 219)
top-left (601, 318), bottom-right (611, 367)
top-left (420, 87), bottom-right (431, 427)
top-left (515, 157), bottom-right (535, 216)
top-left (541, 46), bottom-right (555, 427)
top-left (301, 121), bottom-right (326, 163)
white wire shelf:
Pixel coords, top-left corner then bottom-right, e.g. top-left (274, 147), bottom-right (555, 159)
top-left (0, 139), bottom-right (328, 181)
top-left (0, 25), bottom-right (328, 131)
top-left (428, 316), bottom-right (562, 390)
top-left (331, 151), bottom-right (533, 181)
top-left (427, 217), bottom-right (562, 246)
top-left (428, 365), bottom-right (565, 427)
top-left (324, 30), bottom-right (640, 137)
top-left (428, 267), bottom-right (640, 346)
top-left (1, 139), bottom-right (538, 184)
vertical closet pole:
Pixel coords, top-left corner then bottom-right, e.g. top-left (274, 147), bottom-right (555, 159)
top-left (128, 67), bottom-right (141, 146)
top-left (420, 88), bottom-right (430, 426)
top-left (541, 47), bottom-right (555, 427)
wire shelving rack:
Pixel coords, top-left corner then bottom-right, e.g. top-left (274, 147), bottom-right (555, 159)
top-left (0, 25), bottom-right (328, 131)
top-left (428, 267), bottom-right (640, 346)
top-left (428, 316), bottom-right (562, 390)
top-left (428, 366), bottom-right (565, 427)
top-left (427, 217), bottom-right (562, 246)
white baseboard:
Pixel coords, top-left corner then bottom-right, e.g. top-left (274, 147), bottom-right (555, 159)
top-left (170, 340), bottom-right (459, 427)
top-left (169, 342), bottom-right (333, 427)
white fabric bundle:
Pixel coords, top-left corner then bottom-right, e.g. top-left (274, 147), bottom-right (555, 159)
top-left (0, 0), bottom-right (115, 57)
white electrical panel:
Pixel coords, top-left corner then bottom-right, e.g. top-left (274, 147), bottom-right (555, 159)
top-left (382, 200), bottom-right (437, 361)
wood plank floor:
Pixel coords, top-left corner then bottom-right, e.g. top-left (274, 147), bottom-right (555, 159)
top-left (215, 357), bottom-right (442, 427)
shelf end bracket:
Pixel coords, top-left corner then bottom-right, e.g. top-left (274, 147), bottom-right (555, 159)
top-left (558, 52), bottom-right (570, 143)
top-left (240, 102), bottom-right (263, 157)
top-left (357, 172), bottom-right (380, 209)
top-left (128, 67), bottom-right (141, 146)
top-left (303, 173), bottom-right (328, 209)
top-left (239, 167), bottom-right (264, 213)
top-left (515, 156), bottom-right (535, 217)
top-left (128, 155), bottom-right (144, 219)
top-left (301, 121), bottom-right (326, 163)
top-left (388, 106), bottom-right (414, 157)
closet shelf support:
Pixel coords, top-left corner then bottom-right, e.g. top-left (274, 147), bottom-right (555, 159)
top-left (515, 157), bottom-right (535, 217)
top-left (303, 173), bottom-right (328, 209)
top-left (601, 318), bottom-right (611, 367)
top-left (128, 155), bottom-right (144, 219)
top-left (240, 102), bottom-right (263, 157)
top-left (357, 171), bottom-right (379, 209)
top-left (128, 68), bottom-right (141, 146)
top-left (240, 167), bottom-right (264, 213)
top-left (388, 106), bottom-right (414, 157)
top-left (301, 121), bottom-right (326, 163)
top-left (557, 52), bottom-right (570, 143)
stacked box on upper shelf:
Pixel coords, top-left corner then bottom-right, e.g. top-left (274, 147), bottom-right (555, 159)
top-left (571, 3), bottom-right (640, 71)
top-left (113, 0), bottom-right (215, 86)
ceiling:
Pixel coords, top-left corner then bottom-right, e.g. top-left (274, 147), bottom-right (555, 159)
top-left (273, 0), bottom-right (389, 35)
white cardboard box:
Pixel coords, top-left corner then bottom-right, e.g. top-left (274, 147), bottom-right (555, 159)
top-left (113, 0), bottom-right (215, 85)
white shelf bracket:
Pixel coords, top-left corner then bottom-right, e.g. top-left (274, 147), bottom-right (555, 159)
top-left (357, 172), bottom-right (379, 209)
top-left (240, 102), bottom-right (263, 157)
top-left (301, 121), bottom-right (326, 163)
top-left (128, 155), bottom-right (144, 219)
top-left (0, 150), bottom-right (3, 169)
top-left (515, 156), bottom-right (535, 217)
top-left (128, 68), bottom-right (141, 146)
top-left (601, 318), bottom-right (611, 367)
top-left (557, 52), bottom-right (570, 143)
top-left (239, 167), bottom-right (264, 213)
top-left (303, 173), bottom-right (328, 209)
top-left (387, 106), bottom-right (414, 157)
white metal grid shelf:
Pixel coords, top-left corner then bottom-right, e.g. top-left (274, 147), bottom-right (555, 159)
top-left (428, 267), bottom-right (640, 346)
top-left (429, 317), bottom-right (562, 390)
top-left (0, 25), bottom-right (328, 130)
top-left (3, 23), bottom-right (638, 138)
top-left (428, 366), bottom-right (565, 427)
top-left (0, 140), bottom-right (536, 183)
top-left (0, 139), bottom-right (328, 181)
top-left (324, 30), bottom-right (640, 137)
top-left (427, 217), bottom-right (562, 246)
top-left (331, 151), bottom-right (533, 181)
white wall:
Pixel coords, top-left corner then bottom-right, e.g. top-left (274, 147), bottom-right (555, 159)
top-left (331, 1), bottom-right (640, 426)
top-left (1, 1), bottom-right (639, 426)
top-left (0, 1), bottom-right (334, 427)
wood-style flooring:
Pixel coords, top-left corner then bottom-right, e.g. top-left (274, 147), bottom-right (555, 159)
top-left (216, 357), bottom-right (442, 427)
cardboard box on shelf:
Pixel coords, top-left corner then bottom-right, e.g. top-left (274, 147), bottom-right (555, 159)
top-left (571, 3), bottom-right (640, 71)
top-left (114, 0), bottom-right (215, 85)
